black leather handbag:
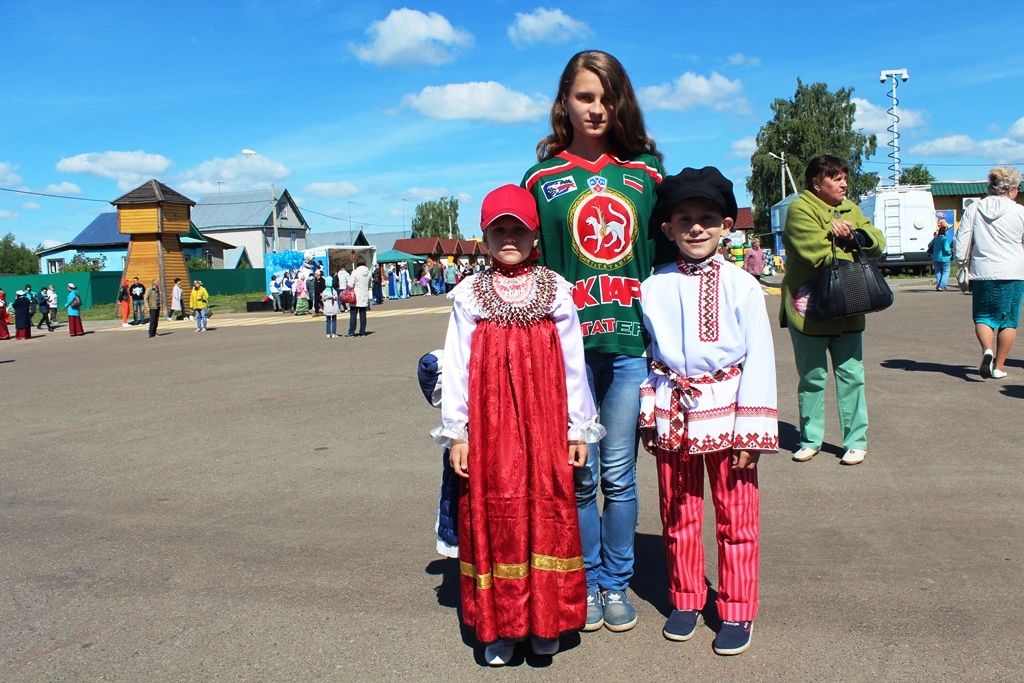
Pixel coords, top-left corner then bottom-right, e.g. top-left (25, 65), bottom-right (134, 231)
top-left (809, 240), bottom-right (894, 320)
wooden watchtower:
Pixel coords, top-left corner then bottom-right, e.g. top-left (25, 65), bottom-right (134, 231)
top-left (112, 180), bottom-right (195, 312)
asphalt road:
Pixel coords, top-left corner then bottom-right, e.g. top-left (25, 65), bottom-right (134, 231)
top-left (1, 281), bottom-right (1021, 681)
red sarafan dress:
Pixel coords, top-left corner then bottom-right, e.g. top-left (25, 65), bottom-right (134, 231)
top-left (434, 262), bottom-right (602, 643)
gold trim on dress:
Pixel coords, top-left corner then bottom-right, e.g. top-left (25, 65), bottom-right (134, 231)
top-left (460, 561), bottom-right (493, 589)
top-left (493, 562), bottom-right (530, 580)
top-left (531, 553), bottom-right (584, 572)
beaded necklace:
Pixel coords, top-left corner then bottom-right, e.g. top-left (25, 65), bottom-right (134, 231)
top-left (473, 264), bottom-right (557, 327)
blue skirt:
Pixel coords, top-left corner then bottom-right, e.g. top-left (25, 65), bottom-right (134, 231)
top-left (972, 279), bottom-right (1024, 330)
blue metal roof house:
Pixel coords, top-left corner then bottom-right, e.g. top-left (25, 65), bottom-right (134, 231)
top-left (36, 212), bottom-right (234, 273)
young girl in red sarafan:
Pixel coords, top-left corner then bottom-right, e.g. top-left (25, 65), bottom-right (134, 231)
top-left (433, 184), bottom-right (605, 667)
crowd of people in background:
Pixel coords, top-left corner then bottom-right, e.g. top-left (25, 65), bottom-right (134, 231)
top-left (0, 283), bottom-right (82, 339)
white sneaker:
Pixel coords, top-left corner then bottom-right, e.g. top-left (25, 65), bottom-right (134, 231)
top-left (484, 639), bottom-right (516, 666)
top-left (992, 368), bottom-right (1008, 379)
top-left (840, 449), bottom-right (867, 466)
top-left (121, 323), bottom-right (131, 328)
top-left (530, 636), bottom-right (559, 656)
top-left (792, 447), bottom-right (819, 462)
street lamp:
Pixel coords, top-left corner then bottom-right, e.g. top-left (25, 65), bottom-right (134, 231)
top-left (346, 201), bottom-right (362, 245)
top-left (401, 198), bottom-right (411, 238)
top-left (241, 149), bottom-right (279, 252)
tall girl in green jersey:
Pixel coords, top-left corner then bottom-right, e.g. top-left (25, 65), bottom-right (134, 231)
top-left (522, 49), bottom-right (665, 633)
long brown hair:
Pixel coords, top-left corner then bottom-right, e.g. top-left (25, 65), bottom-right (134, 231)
top-left (536, 50), bottom-right (662, 162)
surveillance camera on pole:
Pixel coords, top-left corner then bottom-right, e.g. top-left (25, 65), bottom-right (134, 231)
top-left (880, 69), bottom-right (910, 184)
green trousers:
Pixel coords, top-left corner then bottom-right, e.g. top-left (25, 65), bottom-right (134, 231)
top-left (788, 327), bottom-right (868, 451)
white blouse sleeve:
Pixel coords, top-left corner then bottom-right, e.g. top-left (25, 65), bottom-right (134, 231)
top-left (431, 282), bottom-right (476, 446)
top-left (551, 278), bottom-right (605, 443)
top-left (733, 282), bottom-right (779, 452)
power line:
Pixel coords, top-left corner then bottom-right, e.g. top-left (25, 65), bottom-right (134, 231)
top-left (0, 186), bottom-right (109, 202)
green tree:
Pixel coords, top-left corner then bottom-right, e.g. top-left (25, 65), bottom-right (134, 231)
top-left (61, 252), bottom-right (107, 272)
top-left (747, 80), bottom-right (878, 231)
top-left (411, 197), bottom-right (461, 239)
top-left (898, 164), bottom-right (935, 186)
top-left (187, 256), bottom-right (209, 270)
top-left (0, 232), bottom-right (40, 274)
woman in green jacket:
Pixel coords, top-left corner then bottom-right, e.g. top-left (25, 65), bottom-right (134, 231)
top-left (780, 155), bottom-right (885, 466)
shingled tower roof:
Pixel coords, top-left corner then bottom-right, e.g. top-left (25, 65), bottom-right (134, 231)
top-left (111, 179), bottom-right (196, 207)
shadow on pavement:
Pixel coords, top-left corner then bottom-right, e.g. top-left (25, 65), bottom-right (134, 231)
top-left (1000, 385), bottom-right (1024, 399)
top-left (880, 358), bottom-right (982, 382)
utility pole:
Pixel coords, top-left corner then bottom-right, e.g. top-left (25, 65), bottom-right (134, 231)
top-left (271, 184), bottom-right (279, 252)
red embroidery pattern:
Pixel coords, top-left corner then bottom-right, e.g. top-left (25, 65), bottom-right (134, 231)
top-left (685, 403), bottom-right (737, 422)
top-left (686, 432), bottom-right (734, 454)
top-left (677, 258), bottom-right (721, 342)
top-left (736, 406), bottom-right (779, 418)
top-left (732, 432), bottom-right (780, 450)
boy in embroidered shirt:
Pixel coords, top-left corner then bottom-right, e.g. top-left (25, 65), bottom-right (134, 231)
top-left (434, 185), bottom-right (604, 666)
top-left (639, 166), bottom-right (778, 656)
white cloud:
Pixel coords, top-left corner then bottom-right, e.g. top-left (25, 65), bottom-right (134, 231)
top-left (0, 209), bottom-right (15, 219)
top-left (40, 238), bottom-right (62, 249)
top-left (853, 97), bottom-right (927, 138)
top-left (508, 8), bottom-right (590, 46)
top-left (349, 8), bottom-right (472, 66)
top-left (404, 187), bottom-right (451, 201)
top-left (726, 53), bottom-right (761, 67)
top-left (402, 81), bottom-right (548, 124)
top-left (43, 181), bottom-right (82, 195)
top-left (639, 72), bottom-right (749, 114)
top-left (176, 154), bottom-right (290, 196)
top-left (1009, 116), bottom-right (1024, 140)
top-left (731, 137), bottom-right (756, 158)
top-left (0, 161), bottom-right (22, 186)
top-left (910, 133), bottom-right (1024, 159)
top-left (22, 202), bottom-right (40, 210)
top-left (304, 181), bottom-right (358, 198)
top-left (56, 150), bottom-right (172, 190)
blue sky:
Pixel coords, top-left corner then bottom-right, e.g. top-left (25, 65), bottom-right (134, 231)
top-left (3, 0), bottom-right (1023, 249)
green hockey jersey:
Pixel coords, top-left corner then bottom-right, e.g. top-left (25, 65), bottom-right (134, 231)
top-left (523, 151), bottom-right (664, 357)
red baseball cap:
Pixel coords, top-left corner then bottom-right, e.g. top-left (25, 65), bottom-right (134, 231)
top-left (480, 184), bottom-right (539, 231)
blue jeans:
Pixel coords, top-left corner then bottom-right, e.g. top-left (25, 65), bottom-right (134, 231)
top-left (195, 308), bottom-right (208, 330)
top-left (576, 351), bottom-right (647, 591)
top-left (933, 261), bottom-right (950, 290)
top-left (325, 315), bottom-right (337, 336)
top-left (132, 300), bottom-right (145, 322)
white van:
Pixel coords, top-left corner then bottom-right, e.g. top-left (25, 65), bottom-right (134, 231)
top-left (859, 187), bottom-right (937, 273)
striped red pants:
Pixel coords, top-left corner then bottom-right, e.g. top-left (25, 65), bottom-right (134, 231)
top-left (655, 449), bottom-right (760, 622)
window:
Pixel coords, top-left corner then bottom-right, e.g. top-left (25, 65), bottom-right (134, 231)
top-left (290, 231), bottom-right (297, 250)
top-left (47, 258), bottom-right (65, 274)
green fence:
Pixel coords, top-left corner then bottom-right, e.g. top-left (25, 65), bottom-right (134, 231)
top-left (0, 268), bottom-right (267, 309)
top-left (188, 268), bottom-right (266, 295)
top-left (0, 272), bottom-right (96, 308)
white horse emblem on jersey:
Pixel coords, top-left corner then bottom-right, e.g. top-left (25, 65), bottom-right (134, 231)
top-left (583, 204), bottom-right (628, 253)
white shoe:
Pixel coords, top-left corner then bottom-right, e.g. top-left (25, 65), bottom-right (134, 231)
top-left (484, 639), bottom-right (516, 666)
top-left (992, 368), bottom-right (1008, 379)
top-left (530, 636), bottom-right (559, 656)
top-left (840, 449), bottom-right (867, 466)
top-left (792, 447), bottom-right (819, 462)
top-left (121, 323), bottom-right (131, 328)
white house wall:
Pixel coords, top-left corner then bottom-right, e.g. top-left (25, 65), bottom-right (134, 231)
top-left (200, 230), bottom-right (267, 268)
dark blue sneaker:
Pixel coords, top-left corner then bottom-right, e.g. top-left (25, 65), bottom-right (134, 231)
top-left (584, 587), bottom-right (604, 631)
top-left (601, 589), bottom-right (638, 632)
top-left (713, 620), bottom-right (753, 655)
top-left (663, 609), bottom-right (702, 641)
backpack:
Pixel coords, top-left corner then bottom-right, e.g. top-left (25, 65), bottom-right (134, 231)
top-left (71, 293), bottom-right (81, 308)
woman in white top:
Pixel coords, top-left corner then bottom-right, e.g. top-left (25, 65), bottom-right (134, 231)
top-left (956, 166), bottom-right (1024, 379)
top-left (346, 257), bottom-right (371, 337)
